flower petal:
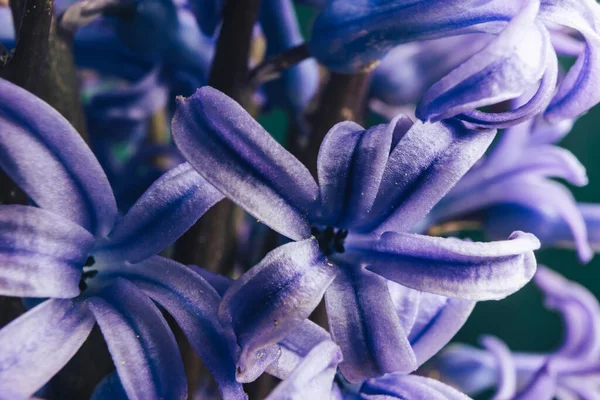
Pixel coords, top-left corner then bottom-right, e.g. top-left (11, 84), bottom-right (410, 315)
top-left (0, 205), bottom-right (94, 298)
top-left (347, 231), bottom-right (540, 300)
top-left (104, 257), bottom-right (245, 399)
top-left (316, 118), bottom-right (402, 227)
top-left (0, 299), bottom-right (94, 397)
top-left (99, 163), bottom-right (224, 263)
top-left (534, 266), bottom-right (600, 361)
top-left (266, 320), bottom-right (332, 380)
top-left (260, 0), bottom-right (320, 113)
top-left (325, 265), bottom-right (416, 382)
top-left (417, 3), bottom-right (549, 124)
top-left (435, 344), bottom-right (497, 396)
top-left (478, 178), bottom-right (592, 262)
top-left (360, 119), bottom-right (495, 234)
top-left (361, 374), bottom-right (472, 400)
top-left (309, 0), bottom-right (521, 73)
top-left (540, 0), bottom-right (600, 121)
top-left (480, 336), bottom-right (517, 400)
top-left (87, 279), bottom-right (187, 400)
top-left (265, 340), bottom-right (342, 400)
top-left (389, 282), bottom-right (475, 366)
top-left (0, 78), bottom-right (117, 236)
top-left (172, 86), bottom-right (318, 241)
top-left (218, 239), bottom-right (337, 381)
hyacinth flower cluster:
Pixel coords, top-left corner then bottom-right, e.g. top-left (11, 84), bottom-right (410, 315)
top-left (1, 0), bottom-right (600, 399)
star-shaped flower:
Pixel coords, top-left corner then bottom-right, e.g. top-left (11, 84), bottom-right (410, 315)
top-left (0, 78), bottom-right (248, 399)
top-left (172, 86), bottom-right (541, 383)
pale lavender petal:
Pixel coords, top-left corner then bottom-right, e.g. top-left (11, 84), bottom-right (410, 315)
top-left (540, 0), bottom-right (600, 121)
top-left (172, 86), bottom-right (318, 240)
top-left (535, 266), bottom-right (600, 361)
top-left (0, 299), bottom-right (94, 397)
top-left (389, 282), bottom-right (475, 366)
top-left (435, 344), bottom-right (497, 396)
top-left (316, 119), bottom-right (400, 227)
top-left (266, 320), bottom-right (331, 380)
top-left (361, 119), bottom-right (495, 234)
top-left (442, 177), bottom-right (592, 262)
top-left (361, 374), bottom-right (472, 400)
top-left (348, 231), bottom-right (539, 300)
top-left (0, 78), bottom-right (117, 236)
top-left (325, 265), bottom-right (416, 382)
top-left (218, 239), bottom-right (337, 381)
top-left (0, 205), bottom-right (94, 298)
top-left (480, 336), bottom-right (517, 400)
top-left (87, 279), bottom-right (187, 400)
top-left (90, 372), bottom-right (128, 400)
top-left (103, 257), bottom-right (245, 399)
top-left (514, 364), bottom-right (556, 400)
top-left (417, 3), bottom-right (549, 123)
top-left (265, 341), bottom-right (342, 400)
top-left (99, 163), bottom-right (224, 263)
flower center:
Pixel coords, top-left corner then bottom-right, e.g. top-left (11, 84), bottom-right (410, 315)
top-left (311, 226), bottom-right (348, 256)
top-left (79, 256), bottom-right (99, 291)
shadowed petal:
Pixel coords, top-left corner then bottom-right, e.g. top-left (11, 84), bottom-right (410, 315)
top-left (435, 344), bottom-right (498, 396)
top-left (480, 336), bottom-right (517, 400)
top-left (105, 257), bottom-right (245, 399)
top-left (540, 0), bottom-right (600, 121)
top-left (99, 163), bottom-right (224, 263)
top-left (535, 266), bottom-right (600, 361)
top-left (87, 279), bottom-right (187, 400)
top-left (474, 178), bottom-right (592, 262)
top-left (361, 374), bottom-right (472, 400)
top-left (361, 119), bottom-right (495, 234)
top-left (309, 0), bottom-right (522, 73)
top-left (260, 0), bottom-right (320, 113)
top-left (317, 117), bottom-right (409, 228)
top-left (389, 282), bottom-right (475, 366)
top-left (0, 205), bottom-right (94, 298)
top-left (0, 299), bottom-right (94, 397)
top-left (348, 231), bottom-right (540, 300)
top-left (265, 340), bottom-right (342, 400)
top-left (91, 372), bottom-right (128, 400)
top-left (219, 239), bottom-right (337, 381)
top-left (0, 78), bottom-right (117, 236)
top-left (514, 364), bottom-right (556, 400)
top-left (172, 86), bottom-right (318, 241)
top-left (325, 265), bottom-right (416, 382)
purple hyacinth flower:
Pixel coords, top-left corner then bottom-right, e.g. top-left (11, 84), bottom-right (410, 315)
top-left (426, 110), bottom-right (594, 262)
top-left (436, 266), bottom-right (600, 400)
top-left (172, 86), bottom-right (540, 382)
top-left (0, 77), bottom-right (255, 399)
top-left (309, 0), bottom-right (600, 125)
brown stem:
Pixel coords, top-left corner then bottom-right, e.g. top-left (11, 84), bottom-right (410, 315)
top-left (248, 43), bottom-right (310, 88)
top-left (301, 71), bottom-right (372, 177)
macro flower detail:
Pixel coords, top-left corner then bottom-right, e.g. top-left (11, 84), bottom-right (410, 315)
top-left (426, 111), bottom-right (594, 262)
top-left (0, 78), bottom-right (251, 399)
top-left (172, 86), bottom-right (541, 383)
top-left (436, 266), bottom-right (600, 400)
top-left (309, 0), bottom-right (600, 125)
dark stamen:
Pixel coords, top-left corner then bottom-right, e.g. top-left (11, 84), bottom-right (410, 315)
top-left (84, 256), bottom-right (95, 267)
top-left (311, 226), bottom-right (349, 256)
top-left (78, 269), bottom-right (98, 292)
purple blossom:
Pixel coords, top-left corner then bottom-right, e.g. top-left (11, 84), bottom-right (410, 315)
top-left (0, 77), bottom-right (250, 399)
top-left (171, 86), bottom-right (541, 383)
top-left (436, 266), bottom-right (600, 400)
top-left (309, 0), bottom-right (600, 125)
